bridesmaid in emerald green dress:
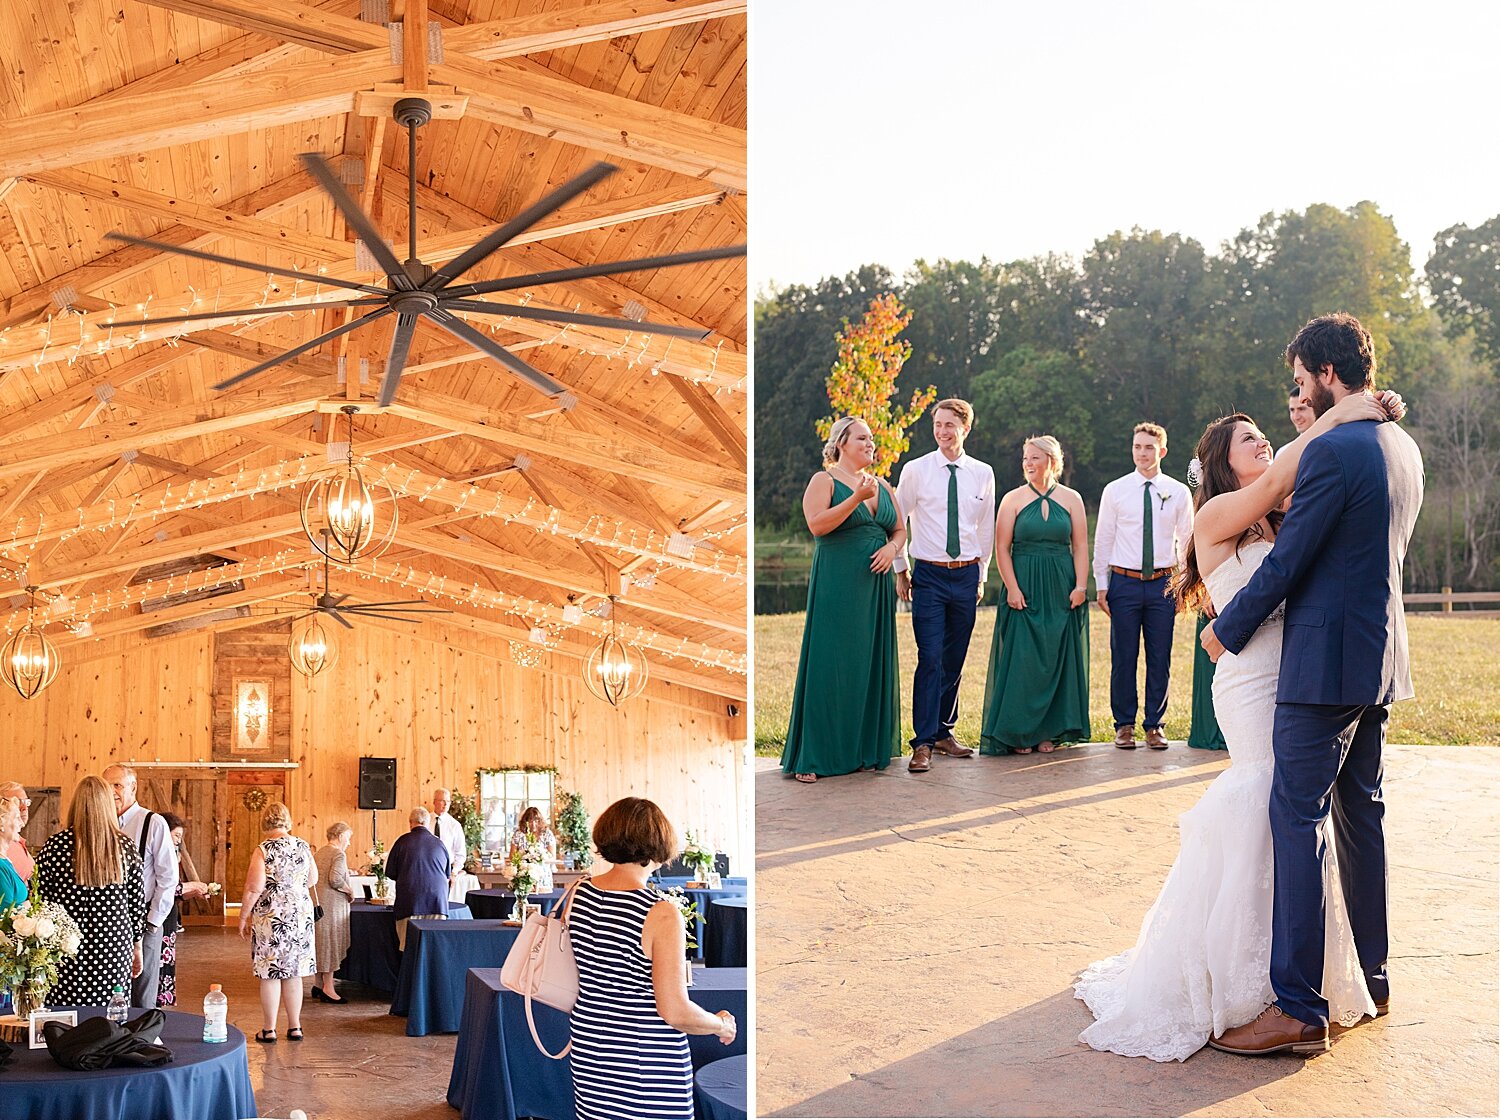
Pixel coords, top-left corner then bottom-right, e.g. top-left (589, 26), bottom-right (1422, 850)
top-left (781, 418), bottom-right (905, 783)
top-left (1187, 613), bottom-right (1227, 749)
top-left (980, 435), bottom-right (1091, 754)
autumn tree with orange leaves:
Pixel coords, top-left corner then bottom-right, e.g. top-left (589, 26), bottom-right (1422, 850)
top-left (815, 293), bottom-right (936, 479)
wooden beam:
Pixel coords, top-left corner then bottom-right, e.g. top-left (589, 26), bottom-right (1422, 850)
top-left (667, 375), bottom-right (746, 469)
top-left (445, 0), bottom-right (746, 60)
top-left (132, 0), bottom-right (387, 55)
top-left (59, 579), bottom-right (310, 644)
top-left (400, 0), bottom-right (430, 92)
top-left (26, 169), bottom-right (352, 264)
top-left (32, 515), bottom-right (305, 589)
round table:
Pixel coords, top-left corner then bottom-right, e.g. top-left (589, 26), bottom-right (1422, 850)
top-left (1, 1007), bottom-right (256, 1120)
top-left (695, 1053), bottom-right (748, 1120)
top-left (704, 896), bottom-right (749, 967)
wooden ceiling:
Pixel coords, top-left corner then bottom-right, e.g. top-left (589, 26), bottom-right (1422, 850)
top-left (0, 0), bottom-right (747, 701)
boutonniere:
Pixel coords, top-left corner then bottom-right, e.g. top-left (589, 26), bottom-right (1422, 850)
top-left (1157, 492), bottom-right (1171, 509)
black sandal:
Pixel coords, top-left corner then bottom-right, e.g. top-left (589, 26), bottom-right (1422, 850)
top-left (286, 1027), bottom-right (304, 1041)
top-left (255, 1029), bottom-right (277, 1044)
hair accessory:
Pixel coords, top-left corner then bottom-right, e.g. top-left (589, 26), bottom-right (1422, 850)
top-left (1186, 457), bottom-right (1203, 489)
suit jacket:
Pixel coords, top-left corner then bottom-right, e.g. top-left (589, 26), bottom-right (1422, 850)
top-left (1212, 419), bottom-right (1423, 705)
top-left (384, 826), bottom-right (451, 920)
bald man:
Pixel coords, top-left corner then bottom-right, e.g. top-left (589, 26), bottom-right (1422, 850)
top-left (103, 764), bottom-right (178, 1008)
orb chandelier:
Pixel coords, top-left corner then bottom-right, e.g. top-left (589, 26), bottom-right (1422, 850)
top-left (2, 586), bottom-right (61, 700)
top-left (582, 597), bottom-right (648, 707)
top-left (300, 405), bottom-right (398, 563)
top-left (289, 615), bottom-right (337, 678)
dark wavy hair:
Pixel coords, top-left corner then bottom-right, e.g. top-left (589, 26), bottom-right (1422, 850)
top-left (1169, 414), bottom-right (1284, 614)
top-left (1285, 313), bottom-right (1374, 391)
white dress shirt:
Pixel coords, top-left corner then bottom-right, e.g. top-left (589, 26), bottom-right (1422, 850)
top-left (892, 450), bottom-right (997, 574)
top-left (432, 812), bottom-right (467, 875)
top-left (118, 802), bottom-right (179, 927)
top-left (1092, 469), bottom-right (1194, 590)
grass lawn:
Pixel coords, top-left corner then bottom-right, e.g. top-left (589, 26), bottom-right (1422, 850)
top-left (754, 610), bottom-right (1500, 754)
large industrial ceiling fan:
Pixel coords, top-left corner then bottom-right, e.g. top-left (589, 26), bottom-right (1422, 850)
top-left (102, 97), bottom-right (745, 407)
top-left (293, 533), bottom-right (450, 629)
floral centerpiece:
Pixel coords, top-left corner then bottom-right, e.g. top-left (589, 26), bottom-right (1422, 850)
top-left (682, 831), bottom-right (715, 884)
top-left (657, 886), bottom-right (703, 981)
top-left (507, 840), bottom-right (547, 913)
top-left (0, 872), bottom-right (83, 1019)
top-left (366, 839), bottom-right (390, 902)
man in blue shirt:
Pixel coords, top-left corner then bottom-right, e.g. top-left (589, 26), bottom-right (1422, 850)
top-left (385, 807), bottom-right (451, 950)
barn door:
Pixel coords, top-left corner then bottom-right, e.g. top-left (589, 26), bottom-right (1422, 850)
top-left (225, 771), bottom-right (287, 905)
top-left (134, 770), bottom-right (226, 925)
top-left (19, 786), bottom-right (60, 858)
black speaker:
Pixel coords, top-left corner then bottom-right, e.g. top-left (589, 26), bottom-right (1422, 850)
top-left (357, 757), bottom-right (397, 810)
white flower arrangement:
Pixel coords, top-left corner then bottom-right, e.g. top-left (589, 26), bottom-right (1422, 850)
top-left (1, 872), bottom-right (84, 1016)
top-left (657, 885), bottom-right (703, 952)
top-left (682, 831), bottom-right (715, 880)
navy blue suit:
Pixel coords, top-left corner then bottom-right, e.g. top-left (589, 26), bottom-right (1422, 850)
top-left (384, 825), bottom-right (451, 920)
top-left (1212, 419), bottom-right (1423, 1026)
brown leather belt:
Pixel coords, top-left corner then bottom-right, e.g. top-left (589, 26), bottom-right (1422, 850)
top-left (1110, 564), bottom-right (1173, 581)
top-left (921, 557), bottom-right (981, 569)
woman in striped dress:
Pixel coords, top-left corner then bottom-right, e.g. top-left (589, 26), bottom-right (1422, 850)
top-left (569, 798), bottom-right (738, 1120)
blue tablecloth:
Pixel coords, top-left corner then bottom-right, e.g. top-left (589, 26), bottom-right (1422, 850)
top-left (695, 1054), bottom-right (748, 1120)
top-left (446, 966), bottom-right (747, 1120)
top-left (391, 918), bottom-right (522, 1035)
top-left (673, 885), bottom-right (746, 959)
top-left (704, 896), bottom-right (749, 968)
top-left (0, 1007), bottom-right (256, 1120)
top-left (464, 886), bottom-right (566, 920)
top-left (337, 901), bottom-right (472, 994)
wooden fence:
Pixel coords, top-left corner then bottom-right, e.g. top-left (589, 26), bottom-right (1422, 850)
top-left (1404, 588), bottom-right (1500, 618)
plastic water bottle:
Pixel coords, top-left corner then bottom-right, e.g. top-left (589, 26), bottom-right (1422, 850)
top-left (203, 984), bottom-right (228, 1043)
top-left (107, 983), bottom-right (129, 1024)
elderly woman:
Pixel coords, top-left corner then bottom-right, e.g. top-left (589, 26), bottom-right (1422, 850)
top-left (0, 781), bottom-right (35, 882)
top-left (239, 801), bottom-right (317, 1043)
top-left (507, 806), bottom-right (558, 893)
top-left (36, 776), bottom-right (147, 1005)
top-left (569, 798), bottom-right (736, 1120)
top-left (0, 795), bottom-right (27, 913)
top-left (312, 821), bottom-right (355, 1004)
top-left (980, 435), bottom-right (1091, 754)
top-left (156, 811), bottom-right (210, 1008)
top-left (780, 417), bottom-right (905, 782)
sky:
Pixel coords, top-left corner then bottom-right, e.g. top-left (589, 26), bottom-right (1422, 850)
top-left (750, 0), bottom-right (1500, 291)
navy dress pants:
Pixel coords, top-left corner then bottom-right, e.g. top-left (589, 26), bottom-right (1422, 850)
top-left (909, 561), bottom-right (980, 748)
top-left (1269, 702), bottom-right (1390, 1027)
top-left (1106, 574), bottom-right (1174, 730)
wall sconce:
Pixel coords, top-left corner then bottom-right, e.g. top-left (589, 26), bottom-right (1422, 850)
top-left (235, 679), bottom-right (271, 752)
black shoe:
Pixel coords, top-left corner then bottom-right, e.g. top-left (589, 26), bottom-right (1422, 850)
top-left (310, 986), bottom-right (324, 1001)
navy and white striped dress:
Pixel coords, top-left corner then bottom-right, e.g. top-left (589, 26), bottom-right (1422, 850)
top-left (568, 881), bottom-right (693, 1120)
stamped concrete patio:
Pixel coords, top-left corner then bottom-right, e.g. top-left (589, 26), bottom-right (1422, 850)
top-left (754, 743), bottom-right (1499, 1118)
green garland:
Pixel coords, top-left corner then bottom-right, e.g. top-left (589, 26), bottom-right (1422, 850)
top-left (555, 790), bottom-right (593, 868)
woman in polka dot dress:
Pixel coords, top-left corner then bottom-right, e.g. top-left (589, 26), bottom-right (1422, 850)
top-left (36, 776), bottom-right (147, 1006)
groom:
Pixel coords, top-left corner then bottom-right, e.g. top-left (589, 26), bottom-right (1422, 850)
top-left (1201, 313), bottom-right (1423, 1055)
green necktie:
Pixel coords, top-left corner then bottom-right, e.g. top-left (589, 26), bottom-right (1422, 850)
top-left (1142, 480), bottom-right (1155, 574)
top-left (946, 464), bottom-right (961, 558)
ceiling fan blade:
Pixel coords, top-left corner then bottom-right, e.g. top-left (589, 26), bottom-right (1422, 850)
top-left (288, 609), bottom-right (316, 623)
top-left (346, 599), bottom-right (440, 609)
top-left (325, 608), bottom-right (356, 630)
top-left (213, 306), bottom-right (393, 390)
top-left (106, 298), bottom-right (384, 329)
top-left (443, 300), bottom-right (709, 341)
top-left (379, 311), bottom-right (419, 408)
top-left (300, 153), bottom-right (413, 290)
top-left (422, 161), bottom-right (617, 292)
top-left (445, 244), bottom-right (747, 300)
top-left (104, 232), bottom-right (394, 297)
top-left (426, 307), bottom-right (568, 398)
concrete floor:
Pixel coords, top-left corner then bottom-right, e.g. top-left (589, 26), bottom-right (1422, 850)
top-left (174, 927), bottom-right (455, 1120)
top-left (754, 743), bottom-right (1500, 1118)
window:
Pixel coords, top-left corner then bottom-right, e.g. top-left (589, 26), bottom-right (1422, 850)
top-left (478, 769), bottom-right (555, 853)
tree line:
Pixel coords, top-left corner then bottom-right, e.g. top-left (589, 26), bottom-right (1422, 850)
top-left (754, 203), bottom-right (1500, 592)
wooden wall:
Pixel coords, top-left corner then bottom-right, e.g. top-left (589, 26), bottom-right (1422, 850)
top-left (0, 620), bottom-right (749, 871)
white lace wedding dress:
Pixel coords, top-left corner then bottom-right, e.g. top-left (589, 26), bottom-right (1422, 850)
top-left (1073, 541), bottom-right (1375, 1061)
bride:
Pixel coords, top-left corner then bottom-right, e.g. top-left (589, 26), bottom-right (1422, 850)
top-left (1073, 389), bottom-right (1401, 1061)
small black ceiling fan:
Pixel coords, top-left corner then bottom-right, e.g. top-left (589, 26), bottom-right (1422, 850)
top-left (103, 97), bottom-right (745, 407)
top-left (293, 533), bottom-right (450, 629)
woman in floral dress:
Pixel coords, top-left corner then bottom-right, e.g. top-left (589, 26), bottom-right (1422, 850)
top-left (239, 801), bottom-right (317, 1043)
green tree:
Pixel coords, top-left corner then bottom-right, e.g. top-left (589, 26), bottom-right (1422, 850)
top-left (970, 346), bottom-right (1096, 488)
top-left (815, 293), bottom-right (936, 479)
top-left (1427, 215), bottom-right (1500, 363)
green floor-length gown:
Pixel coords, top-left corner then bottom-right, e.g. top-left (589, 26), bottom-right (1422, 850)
top-left (780, 478), bottom-right (901, 777)
top-left (979, 486), bottom-right (1089, 753)
top-left (1187, 612), bottom-right (1227, 750)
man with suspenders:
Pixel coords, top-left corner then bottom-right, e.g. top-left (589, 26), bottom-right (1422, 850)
top-left (104, 764), bottom-right (179, 1009)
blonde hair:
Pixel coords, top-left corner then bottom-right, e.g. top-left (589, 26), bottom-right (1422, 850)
top-left (933, 398), bottom-right (974, 429)
top-left (821, 417), bottom-right (865, 466)
top-left (262, 801), bottom-right (293, 832)
top-left (69, 776), bottom-right (128, 888)
top-left (1024, 434), bottom-right (1065, 488)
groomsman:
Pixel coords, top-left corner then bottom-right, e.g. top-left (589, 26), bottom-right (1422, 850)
top-left (893, 399), bottom-right (996, 773)
top-left (1275, 384), bottom-right (1315, 459)
top-left (1093, 423), bottom-right (1193, 750)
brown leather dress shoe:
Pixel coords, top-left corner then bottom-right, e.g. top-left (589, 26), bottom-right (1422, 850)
top-left (1208, 1005), bottom-right (1329, 1056)
top-left (1372, 999), bottom-right (1389, 1018)
top-left (1145, 727), bottom-right (1169, 750)
top-left (932, 735), bottom-right (974, 758)
top-left (908, 744), bottom-right (933, 773)
top-left (1114, 725), bottom-right (1137, 749)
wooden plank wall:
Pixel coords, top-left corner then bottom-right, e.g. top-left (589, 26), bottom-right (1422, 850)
top-left (0, 622), bottom-right (749, 869)
top-left (212, 621), bottom-right (293, 761)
